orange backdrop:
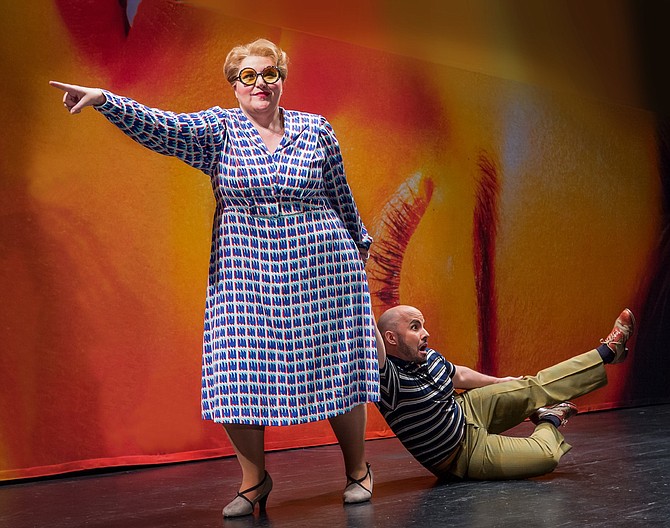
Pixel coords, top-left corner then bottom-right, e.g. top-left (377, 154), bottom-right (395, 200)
top-left (0, 0), bottom-right (667, 481)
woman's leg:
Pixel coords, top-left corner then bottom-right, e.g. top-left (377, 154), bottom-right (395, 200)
top-left (328, 403), bottom-right (370, 482)
top-left (223, 423), bottom-right (267, 492)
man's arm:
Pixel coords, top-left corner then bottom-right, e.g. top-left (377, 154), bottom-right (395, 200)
top-left (375, 323), bottom-right (387, 369)
top-left (452, 365), bottom-right (521, 390)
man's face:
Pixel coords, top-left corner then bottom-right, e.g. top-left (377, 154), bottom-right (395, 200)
top-left (391, 308), bottom-right (431, 364)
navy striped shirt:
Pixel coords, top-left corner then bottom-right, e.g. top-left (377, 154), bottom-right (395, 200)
top-left (378, 349), bottom-right (466, 470)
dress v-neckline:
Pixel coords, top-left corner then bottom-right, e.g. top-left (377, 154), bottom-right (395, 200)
top-left (239, 108), bottom-right (285, 155)
top-left (234, 108), bottom-right (309, 155)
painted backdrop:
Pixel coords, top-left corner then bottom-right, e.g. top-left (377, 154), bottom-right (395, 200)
top-left (1, 0), bottom-right (668, 481)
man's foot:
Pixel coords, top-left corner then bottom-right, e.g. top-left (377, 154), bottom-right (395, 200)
top-left (600, 308), bottom-right (636, 364)
top-left (530, 402), bottom-right (578, 427)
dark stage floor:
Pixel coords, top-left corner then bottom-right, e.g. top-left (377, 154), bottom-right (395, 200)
top-left (2, 404), bottom-right (669, 528)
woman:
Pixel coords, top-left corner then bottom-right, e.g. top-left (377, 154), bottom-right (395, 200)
top-left (50, 38), bottom-right (379, 517)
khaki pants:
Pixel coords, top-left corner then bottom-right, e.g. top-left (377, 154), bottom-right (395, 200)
top-left (444, 350), bottom-right (607, 480)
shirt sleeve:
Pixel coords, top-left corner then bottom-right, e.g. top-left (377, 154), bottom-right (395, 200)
top-left (428, 350), bottom-right (457, 379)
top-left (95, 91), bottom-right (225, 176)
top-left (318, 117), bottom-right (373, 249)
top-left (378, 357), bottom-right (399, 410)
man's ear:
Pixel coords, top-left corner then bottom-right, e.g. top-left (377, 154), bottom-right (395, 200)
top-left (384, 330), bottom-right (397, 346)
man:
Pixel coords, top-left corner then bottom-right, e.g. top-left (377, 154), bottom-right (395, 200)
top-left (375, 305), bottom-right (635, 480)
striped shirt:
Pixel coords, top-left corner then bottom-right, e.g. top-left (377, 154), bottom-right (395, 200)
top-left (378, 349), bottom-right (465, 470)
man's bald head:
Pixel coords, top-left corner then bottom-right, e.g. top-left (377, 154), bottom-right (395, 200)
top-left (378, 305), bottom-right (422, 332)
top-left (377, 305), bottom-right (430, 363)
top-left (377, 305), bottom-right (405, 336)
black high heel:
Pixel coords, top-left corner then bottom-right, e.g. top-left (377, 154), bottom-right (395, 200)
top-left (343, 462), bottom-right (373, 503)
top-left (222, 471), bottom-right (273, 518)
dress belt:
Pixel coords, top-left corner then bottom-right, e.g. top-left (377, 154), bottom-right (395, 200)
top-left (224, 201), bottom-right (327, 218)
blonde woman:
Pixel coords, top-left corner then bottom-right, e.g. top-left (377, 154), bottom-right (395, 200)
top-left (50, 38), bottom-right (378, 518)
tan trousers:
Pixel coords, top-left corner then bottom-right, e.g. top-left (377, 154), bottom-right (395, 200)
top-left (443, 350), bottom-right (607, 480)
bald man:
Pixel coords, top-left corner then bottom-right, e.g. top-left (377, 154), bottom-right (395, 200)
top-left (375, 305), bottom-right (634, 480)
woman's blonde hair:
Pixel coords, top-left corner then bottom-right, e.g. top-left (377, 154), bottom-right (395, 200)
top-left (223, 38), bottom-right (289, 84)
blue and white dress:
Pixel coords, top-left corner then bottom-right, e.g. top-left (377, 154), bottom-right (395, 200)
top-left (97, 93), bottom-right (380, 426)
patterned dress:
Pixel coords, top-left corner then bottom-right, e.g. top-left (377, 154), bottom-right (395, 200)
top-left (96, 93), bottom-right (380, 426)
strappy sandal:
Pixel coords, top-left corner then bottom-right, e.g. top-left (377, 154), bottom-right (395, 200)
top-left (343, 462), bottom-right (373, 503)
top-left (222, 471), bottom-right (273, 517)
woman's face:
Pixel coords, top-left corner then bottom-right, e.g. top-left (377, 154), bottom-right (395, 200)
top-left (232, 55), bottom-right (283, 118)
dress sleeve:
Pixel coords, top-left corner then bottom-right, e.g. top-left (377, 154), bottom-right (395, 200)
top-left (319, 117), bottom-right (373, 249)
top-left (95, 91), bottom-right (225, 176)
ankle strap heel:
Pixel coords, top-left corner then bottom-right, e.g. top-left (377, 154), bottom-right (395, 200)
top-left (223, 471), bottom-right (273, 518)
top-left (343, 462), bottom-right (373, 504)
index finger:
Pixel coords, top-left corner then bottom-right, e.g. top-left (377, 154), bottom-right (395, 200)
top-left (49, 80), bottom-right (77, 92)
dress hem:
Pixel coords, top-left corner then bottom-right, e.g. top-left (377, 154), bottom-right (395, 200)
top-left (201, 396), bottom-right (380, 427)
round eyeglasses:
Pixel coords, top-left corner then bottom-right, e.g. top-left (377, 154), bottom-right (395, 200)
top-left (236, 65), bottom-right (282, 86)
